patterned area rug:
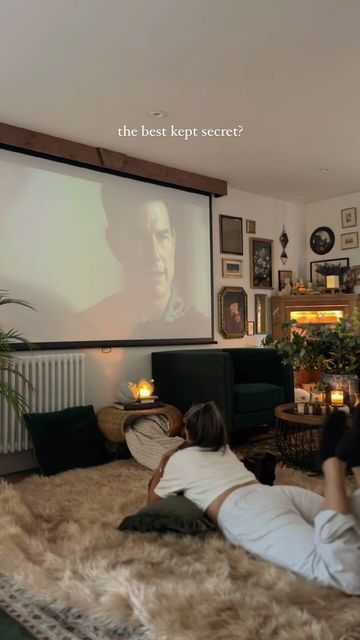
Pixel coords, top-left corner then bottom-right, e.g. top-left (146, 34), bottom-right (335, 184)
top-left (0, 573), bottom-right (148, 640)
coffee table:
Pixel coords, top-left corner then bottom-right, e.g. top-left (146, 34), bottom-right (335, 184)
top-left (274, 403), bottom-right (349, 472)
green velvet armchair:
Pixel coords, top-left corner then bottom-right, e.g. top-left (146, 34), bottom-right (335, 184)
top-left (151, 348), bottom-right (294, 433)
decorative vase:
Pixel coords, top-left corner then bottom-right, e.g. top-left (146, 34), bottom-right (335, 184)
top-left (294, 368), bottom-right (321, 387)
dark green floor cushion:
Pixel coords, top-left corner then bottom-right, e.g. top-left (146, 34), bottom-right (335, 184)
top-left (119, 495), bottom-right (216, 535)
top-left (234, 383), bottom-right (285, 414)
top-left (23, 405), bottom-right (108, 476)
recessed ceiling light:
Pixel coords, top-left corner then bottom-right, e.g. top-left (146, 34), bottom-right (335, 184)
top-left (318, 167), bottom-right (333, 173)
top-left (148, 110), bottom-right (168, 118)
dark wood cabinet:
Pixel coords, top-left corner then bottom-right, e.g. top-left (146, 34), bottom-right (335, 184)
top-left (270, 293), bottom-right (360, 339)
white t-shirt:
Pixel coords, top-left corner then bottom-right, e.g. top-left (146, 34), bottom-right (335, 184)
top-left (155, 445), bottom-right (256, 512)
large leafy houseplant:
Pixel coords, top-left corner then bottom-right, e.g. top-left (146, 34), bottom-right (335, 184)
top-left (261, 320), bottom-right (324, 373)
top-left (309, 311), bottom-right (360, 375)
top-left (262, 310), bottom-right (360, 379)
top-left (0, 290), bottom-right (34, 417)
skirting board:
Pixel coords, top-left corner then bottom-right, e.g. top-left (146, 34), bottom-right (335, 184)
top-left (0, 450), bottom-right (37, 475)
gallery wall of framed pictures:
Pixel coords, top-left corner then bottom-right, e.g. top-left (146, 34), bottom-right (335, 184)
top-left (218, 211), bottom-right (285, 340)
top-left (307, 204), bottom-right (360, 291)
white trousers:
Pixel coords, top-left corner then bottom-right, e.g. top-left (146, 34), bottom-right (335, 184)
top-left (217, 484), bottom-right (360, 595)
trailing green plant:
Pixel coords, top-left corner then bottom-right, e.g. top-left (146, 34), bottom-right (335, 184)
top-left (0, 290), bottom-right (35, 417)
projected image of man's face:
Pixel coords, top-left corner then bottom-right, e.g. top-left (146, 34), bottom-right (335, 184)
top-left (135, 201), bottom-right (175, 302)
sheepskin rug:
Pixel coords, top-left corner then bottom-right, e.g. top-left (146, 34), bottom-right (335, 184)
top-left (0, 461), bottom-right (359, 640)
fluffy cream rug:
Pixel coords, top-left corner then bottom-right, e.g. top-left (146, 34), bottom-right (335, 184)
top-left (0, 461), bottom-right (359, 640)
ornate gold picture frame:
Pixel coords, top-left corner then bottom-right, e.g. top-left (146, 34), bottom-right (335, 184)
top-left (218, 286), bottom-right (247, 339)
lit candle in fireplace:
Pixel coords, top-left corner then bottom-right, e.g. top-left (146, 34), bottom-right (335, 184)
top-left (330, 390), bottom-right (344, 406)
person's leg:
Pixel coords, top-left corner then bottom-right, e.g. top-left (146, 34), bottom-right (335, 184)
top-left (218, 483), bottom-right (360, 594)
top-left (217, 412), bottom-right (360, 594)
top-left (322, 457), bottom-right (350, 514)
top-left (335, 405), bottom-right (360, 521)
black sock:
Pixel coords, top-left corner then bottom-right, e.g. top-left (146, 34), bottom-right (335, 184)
top-left (319, 411), bottom-right (347, 465)
top-left (335, 405), bottom-right (360, 468)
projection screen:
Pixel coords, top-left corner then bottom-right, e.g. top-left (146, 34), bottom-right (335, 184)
top-left (0, 148), bottom-right (213, 348)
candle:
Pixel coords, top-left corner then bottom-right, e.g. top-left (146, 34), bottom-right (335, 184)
top-left (297, 403), bottom-right (305, 414)
top-left (326, 275), bottom-right (340, 289)
top-left (331, 390), bottom-right (344, 406)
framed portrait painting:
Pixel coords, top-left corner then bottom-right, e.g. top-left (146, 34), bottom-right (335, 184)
top-left (219, 215), bottom-right (243, 255)
top-left (249, 238), bottom-right (273, 289)
top-left (278, 270), bottom-right (293, 292)
top-left (218, 286), bottom-right (247, 339)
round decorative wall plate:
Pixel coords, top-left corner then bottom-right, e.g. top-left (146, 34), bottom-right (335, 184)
top-left (310, 226), bottom-right (335, 255)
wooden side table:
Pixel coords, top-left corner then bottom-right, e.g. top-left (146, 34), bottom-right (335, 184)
top-left (97, 403), bottom-right (183, 444)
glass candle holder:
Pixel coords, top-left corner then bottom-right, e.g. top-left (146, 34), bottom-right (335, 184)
top-left (330, 390), bottom-right (344, 406)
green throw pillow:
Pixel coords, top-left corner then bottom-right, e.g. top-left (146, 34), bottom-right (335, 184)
top-left (23, 405), bottom-right (108, 476)
top-left (119, 495), bottom-right (216, 535)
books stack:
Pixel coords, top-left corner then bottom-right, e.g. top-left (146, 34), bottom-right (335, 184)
top-left (113, 397), bottom-right (164, 411)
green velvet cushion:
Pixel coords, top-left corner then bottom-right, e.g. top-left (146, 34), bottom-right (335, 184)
top-left (234, 382), bottom-right (285, 413)
top-left (119, 495), bottom-right (216, 535)
top-left (23, 405), bottom-right (108, 476)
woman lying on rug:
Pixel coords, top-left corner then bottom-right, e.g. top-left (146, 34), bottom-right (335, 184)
top-left (148, 401), bottom-right (360, 595)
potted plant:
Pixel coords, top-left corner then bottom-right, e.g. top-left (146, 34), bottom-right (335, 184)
top-left (262, 320), bottom-right (323, 385)
top-left (0, 290), bottom-right (34, 417)
top-left (263, 310), bottom-right (360, 399)
top-left (309, 311), bottom-right (360, 400)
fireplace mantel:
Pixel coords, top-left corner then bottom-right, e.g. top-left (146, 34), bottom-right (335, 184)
top-left (270, 293), bottom-right (360, 339)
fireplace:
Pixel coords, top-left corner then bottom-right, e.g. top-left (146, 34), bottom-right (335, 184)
top-left (271, 293), bottom-right (360, 339)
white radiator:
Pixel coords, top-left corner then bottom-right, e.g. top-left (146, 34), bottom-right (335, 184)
top-left (0, 353), bottom-right (85, 454)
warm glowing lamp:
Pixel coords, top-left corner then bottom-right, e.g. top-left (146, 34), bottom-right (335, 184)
top-left (137, 378), bottom-right (155, 399)
top-left (331, 390), bottom-right (344, 406)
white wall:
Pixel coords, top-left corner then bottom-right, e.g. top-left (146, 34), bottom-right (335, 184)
top-left (305, 192), bottom-right (360, 282)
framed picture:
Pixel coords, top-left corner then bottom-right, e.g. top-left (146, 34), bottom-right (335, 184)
top-left (249, 237), bottom-right (273, 289)
top-left (341, 207), bottom-right (357, 228)
top-left (219, 215), bottom-right (243, 255)
top-left (218, 286), bottom-right (247, 339)
top-left (341, 232), bottom-right (359, 250)
top-left (309, 226), bottom-right (335, 255)
top-left (278, 270), bottom-right (293, 292)
top-left (246, 219), bottom-right (256, 234)
top-left (222, 258), bottom-right (243, 278)
top-left (310, 258), bottom-right (349, 290)
top-left (255, 294), bottom-right (269, 334)
top-left (351, 265), bottom-right (360, 284)
top-left (247, 321), bottom-right (255, 336)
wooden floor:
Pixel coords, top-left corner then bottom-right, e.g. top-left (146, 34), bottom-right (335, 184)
top-left (1, 468), bottom-right (39, 484)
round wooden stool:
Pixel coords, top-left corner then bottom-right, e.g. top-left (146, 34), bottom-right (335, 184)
top-left (97, 403), bottom-right (183, 443)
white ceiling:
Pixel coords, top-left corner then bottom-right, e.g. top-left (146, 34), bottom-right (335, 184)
top-left (1, 0), bottom-right (360, 203)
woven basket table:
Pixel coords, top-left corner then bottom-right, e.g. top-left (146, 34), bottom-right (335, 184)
top-left (97, 403), bottom-right (183, 443)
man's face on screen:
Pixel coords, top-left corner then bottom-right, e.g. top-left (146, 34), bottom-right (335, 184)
top-left (133, 202), bottom-right (176, 301)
